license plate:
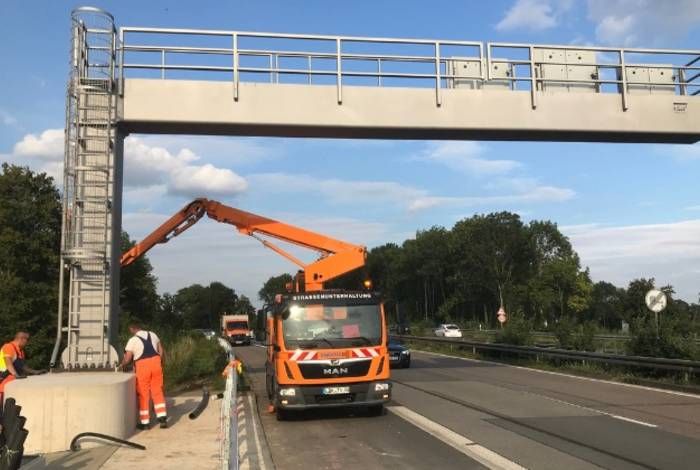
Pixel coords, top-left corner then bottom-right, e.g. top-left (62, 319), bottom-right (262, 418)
top-left (322, 386), bottom-right (350, 395)
top-left (390, 355), bottom-right (400, 361)
top-left (318, 350), bottom-right (351, 360)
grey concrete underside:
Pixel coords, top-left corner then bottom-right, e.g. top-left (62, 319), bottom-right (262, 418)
top-left (120, 79), bottom-right (700, 143)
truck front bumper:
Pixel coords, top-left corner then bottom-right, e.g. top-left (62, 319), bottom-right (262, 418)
top-left (276, 381), bottom-right (391, 410)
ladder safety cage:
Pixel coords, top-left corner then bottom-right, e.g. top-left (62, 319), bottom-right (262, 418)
top-left (117, 27), bottom-right (700, 110)
top-left (53, 6), bottom-right (121, 369)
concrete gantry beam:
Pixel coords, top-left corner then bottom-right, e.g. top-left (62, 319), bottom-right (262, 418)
top-left (119, 79), bottom-right (700, 143)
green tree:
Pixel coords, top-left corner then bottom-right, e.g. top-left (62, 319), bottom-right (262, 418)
top-left (120, 232), bottom-right (159, 327)
top-left (0, 164), bottom-right (61, 367)
top-left (173, 282), bottom-right (239, 329)
top-left (258, 273), bottom-right (293, 304)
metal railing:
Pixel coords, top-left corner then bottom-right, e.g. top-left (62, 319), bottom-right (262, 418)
top-left (395, 335), bottom-right (700, 377)
top-left (218, 338), bottom-right (239, 470)
top-left (440, 329), bottom-right (700, 355)
top-left (118, 27), bottom-right (700, 110)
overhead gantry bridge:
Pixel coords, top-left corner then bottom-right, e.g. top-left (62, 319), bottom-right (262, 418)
top-left (55, 7), bottom-right (700, 369)
top-left (118, 26), bottom-right (700, 142)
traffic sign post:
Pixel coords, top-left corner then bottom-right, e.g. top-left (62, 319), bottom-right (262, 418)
top-left (645, 289), bottom-right (668, 338)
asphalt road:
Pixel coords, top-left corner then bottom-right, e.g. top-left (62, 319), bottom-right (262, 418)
top-left (235, 346), bottom-right (700, 470)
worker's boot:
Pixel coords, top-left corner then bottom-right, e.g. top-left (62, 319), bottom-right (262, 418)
top-left (158, 416), bottom-right (168, 429)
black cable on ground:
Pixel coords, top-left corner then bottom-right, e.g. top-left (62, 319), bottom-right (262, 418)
top-left (70, 433), bottom-right (146, 451)
top-left (188, 386), bottom-right (210, 420)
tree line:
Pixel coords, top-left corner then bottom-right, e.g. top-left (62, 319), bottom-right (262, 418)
top-left (269, 212), bottom-right (700, 359)
top-left (2, 163), bottom-right (698, 362)
top-left (0, 164), bottom-right (254, 366)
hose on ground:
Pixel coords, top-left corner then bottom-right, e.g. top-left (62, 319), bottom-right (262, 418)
top-left (70, 432), bottom-right (146, 451)
top-left (188, 386), bottom-right (210, 420)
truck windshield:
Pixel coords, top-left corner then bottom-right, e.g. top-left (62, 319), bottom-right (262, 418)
top-left (226, 321), bottom-right (248, 330)
top-left (283, 303), bottom-right (381, 349)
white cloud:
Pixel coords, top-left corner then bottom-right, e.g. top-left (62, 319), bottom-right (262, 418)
top-left (420, 142), bottom-right (521, 175)
top-left (563, 219), bottom-right (700, 301)
top-left (496, 0), bottom-right (572, 32)
top-left (250, 172), bottom-right (573, 213)
top-left (587, 0), bottom-right (700, 46)
top-left (135, 135), bottom-right (277, 167)
top-left (122, 136), bottom-right (248, 198)
top-left (3, 130), bottom-right (250, 199)
top-left (169, 164), bottom-right (248, 198)
top-left (13, 129), bottom-right (63, 161)
top-left (248, 173), bottom-right (427, 207)
top-left (408, 184), bottom-right (574, 211)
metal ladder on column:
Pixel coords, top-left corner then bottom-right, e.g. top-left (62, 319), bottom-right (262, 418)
top-left (57, 7), bottom-right (119, 369)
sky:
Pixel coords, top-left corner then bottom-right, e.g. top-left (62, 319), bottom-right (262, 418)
top-left (2, 0), bottom-right (700, 305)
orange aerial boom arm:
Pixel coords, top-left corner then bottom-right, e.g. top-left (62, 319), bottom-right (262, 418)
top-left (120, 198), bottom-right (367, 291)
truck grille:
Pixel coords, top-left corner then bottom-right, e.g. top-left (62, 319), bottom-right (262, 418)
top-left (298, 359), bottom-right (371, 379)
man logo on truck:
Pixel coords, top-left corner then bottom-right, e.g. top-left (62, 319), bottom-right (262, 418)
top-left (323, 367), bottom-right (349, 376)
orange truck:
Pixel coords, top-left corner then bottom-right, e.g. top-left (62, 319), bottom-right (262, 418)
top-left (121, 198), bottom-right (391, 419)
top-left (221, 314), bottom-right (252, 346)
top-left (265, 290), bottom-right (390, 420)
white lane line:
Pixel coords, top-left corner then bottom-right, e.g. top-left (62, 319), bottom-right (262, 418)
top-left (247, 393), bottom-right (268, 470)
top-left (414, 349), bottom-right (700, 400)
top-left (608, 414), bottom-right (658, 428)
top-left (388, 405), bottom-right (527, 470)
top-left (534, 392), bottom-right (658, 429)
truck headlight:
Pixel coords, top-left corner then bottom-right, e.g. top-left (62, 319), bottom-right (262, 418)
top-left (401, 350), bottom-right (410, 355)
top-left (374, 383), bottom-right (390, 392)
top-left (279, 388), bottom-right (296, 397)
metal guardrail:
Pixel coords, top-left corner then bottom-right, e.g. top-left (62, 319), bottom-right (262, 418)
top-left (117, 26), bottom-right (700, 110)
top-left (448, 329), bottom-right (700, 355)
top-left (218, 338), bottom-right (239, 470)
top-left (395, 335), bottom-right (700, 376)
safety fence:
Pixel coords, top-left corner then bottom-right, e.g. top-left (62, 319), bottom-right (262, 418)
top-left (218, 339), bottom-right (239, 470)
top-left (394, 335), bottom-right (700, 379)
top-left (118, 26), bottom-right (700, 109)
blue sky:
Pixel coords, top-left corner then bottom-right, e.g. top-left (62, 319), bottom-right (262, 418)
top-left (2, 1), bottom-right (700, 304)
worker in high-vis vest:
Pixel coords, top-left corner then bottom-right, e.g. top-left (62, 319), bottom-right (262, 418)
top-left (0, 331), bottom-right (45, 404)
top-left (119, 321), bottom-right (168, 429)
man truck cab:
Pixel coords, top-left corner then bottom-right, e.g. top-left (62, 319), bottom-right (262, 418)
top-left (265, 291), bottom-right (390, 420)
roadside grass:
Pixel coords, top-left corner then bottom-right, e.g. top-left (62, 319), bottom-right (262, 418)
top-left (163, 334), bottom-right (228, 394)
top-left (404, 339), bottom-right (700, 394)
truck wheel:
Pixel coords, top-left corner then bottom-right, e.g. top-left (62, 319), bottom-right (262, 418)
top-left (276, 407), bottom-right (291, 421)
top-left (367, 405), bottom-right (384, 417)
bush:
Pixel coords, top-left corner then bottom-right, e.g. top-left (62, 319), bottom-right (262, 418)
top-left (626, 318), bottom-right (698, 360)
top-left (163, 333), bottom-right (227, 390)
top-left (495, 311), bottom-right (532, 346)
top-left (555, 318), bottom-right (597, 351)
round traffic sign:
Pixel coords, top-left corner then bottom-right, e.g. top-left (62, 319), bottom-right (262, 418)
top-left (645, 289), bottom-right (667, 313)
top-left (497, 307), bottom-right (506, 323)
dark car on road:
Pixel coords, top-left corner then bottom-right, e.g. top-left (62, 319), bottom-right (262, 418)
top-left (388, 340), bottom-right (411, 368)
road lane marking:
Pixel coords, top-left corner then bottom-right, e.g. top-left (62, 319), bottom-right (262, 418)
top-left (247, 393), bottom-right (268, 470)
top-left (534, 392), bottom-right (658, 428)
top-left (388, 405), bottom-right (526, 470)
top-left (608, 414), bottom-right (658, 428)
top-left (413, 349), bottom-right (700, 400)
